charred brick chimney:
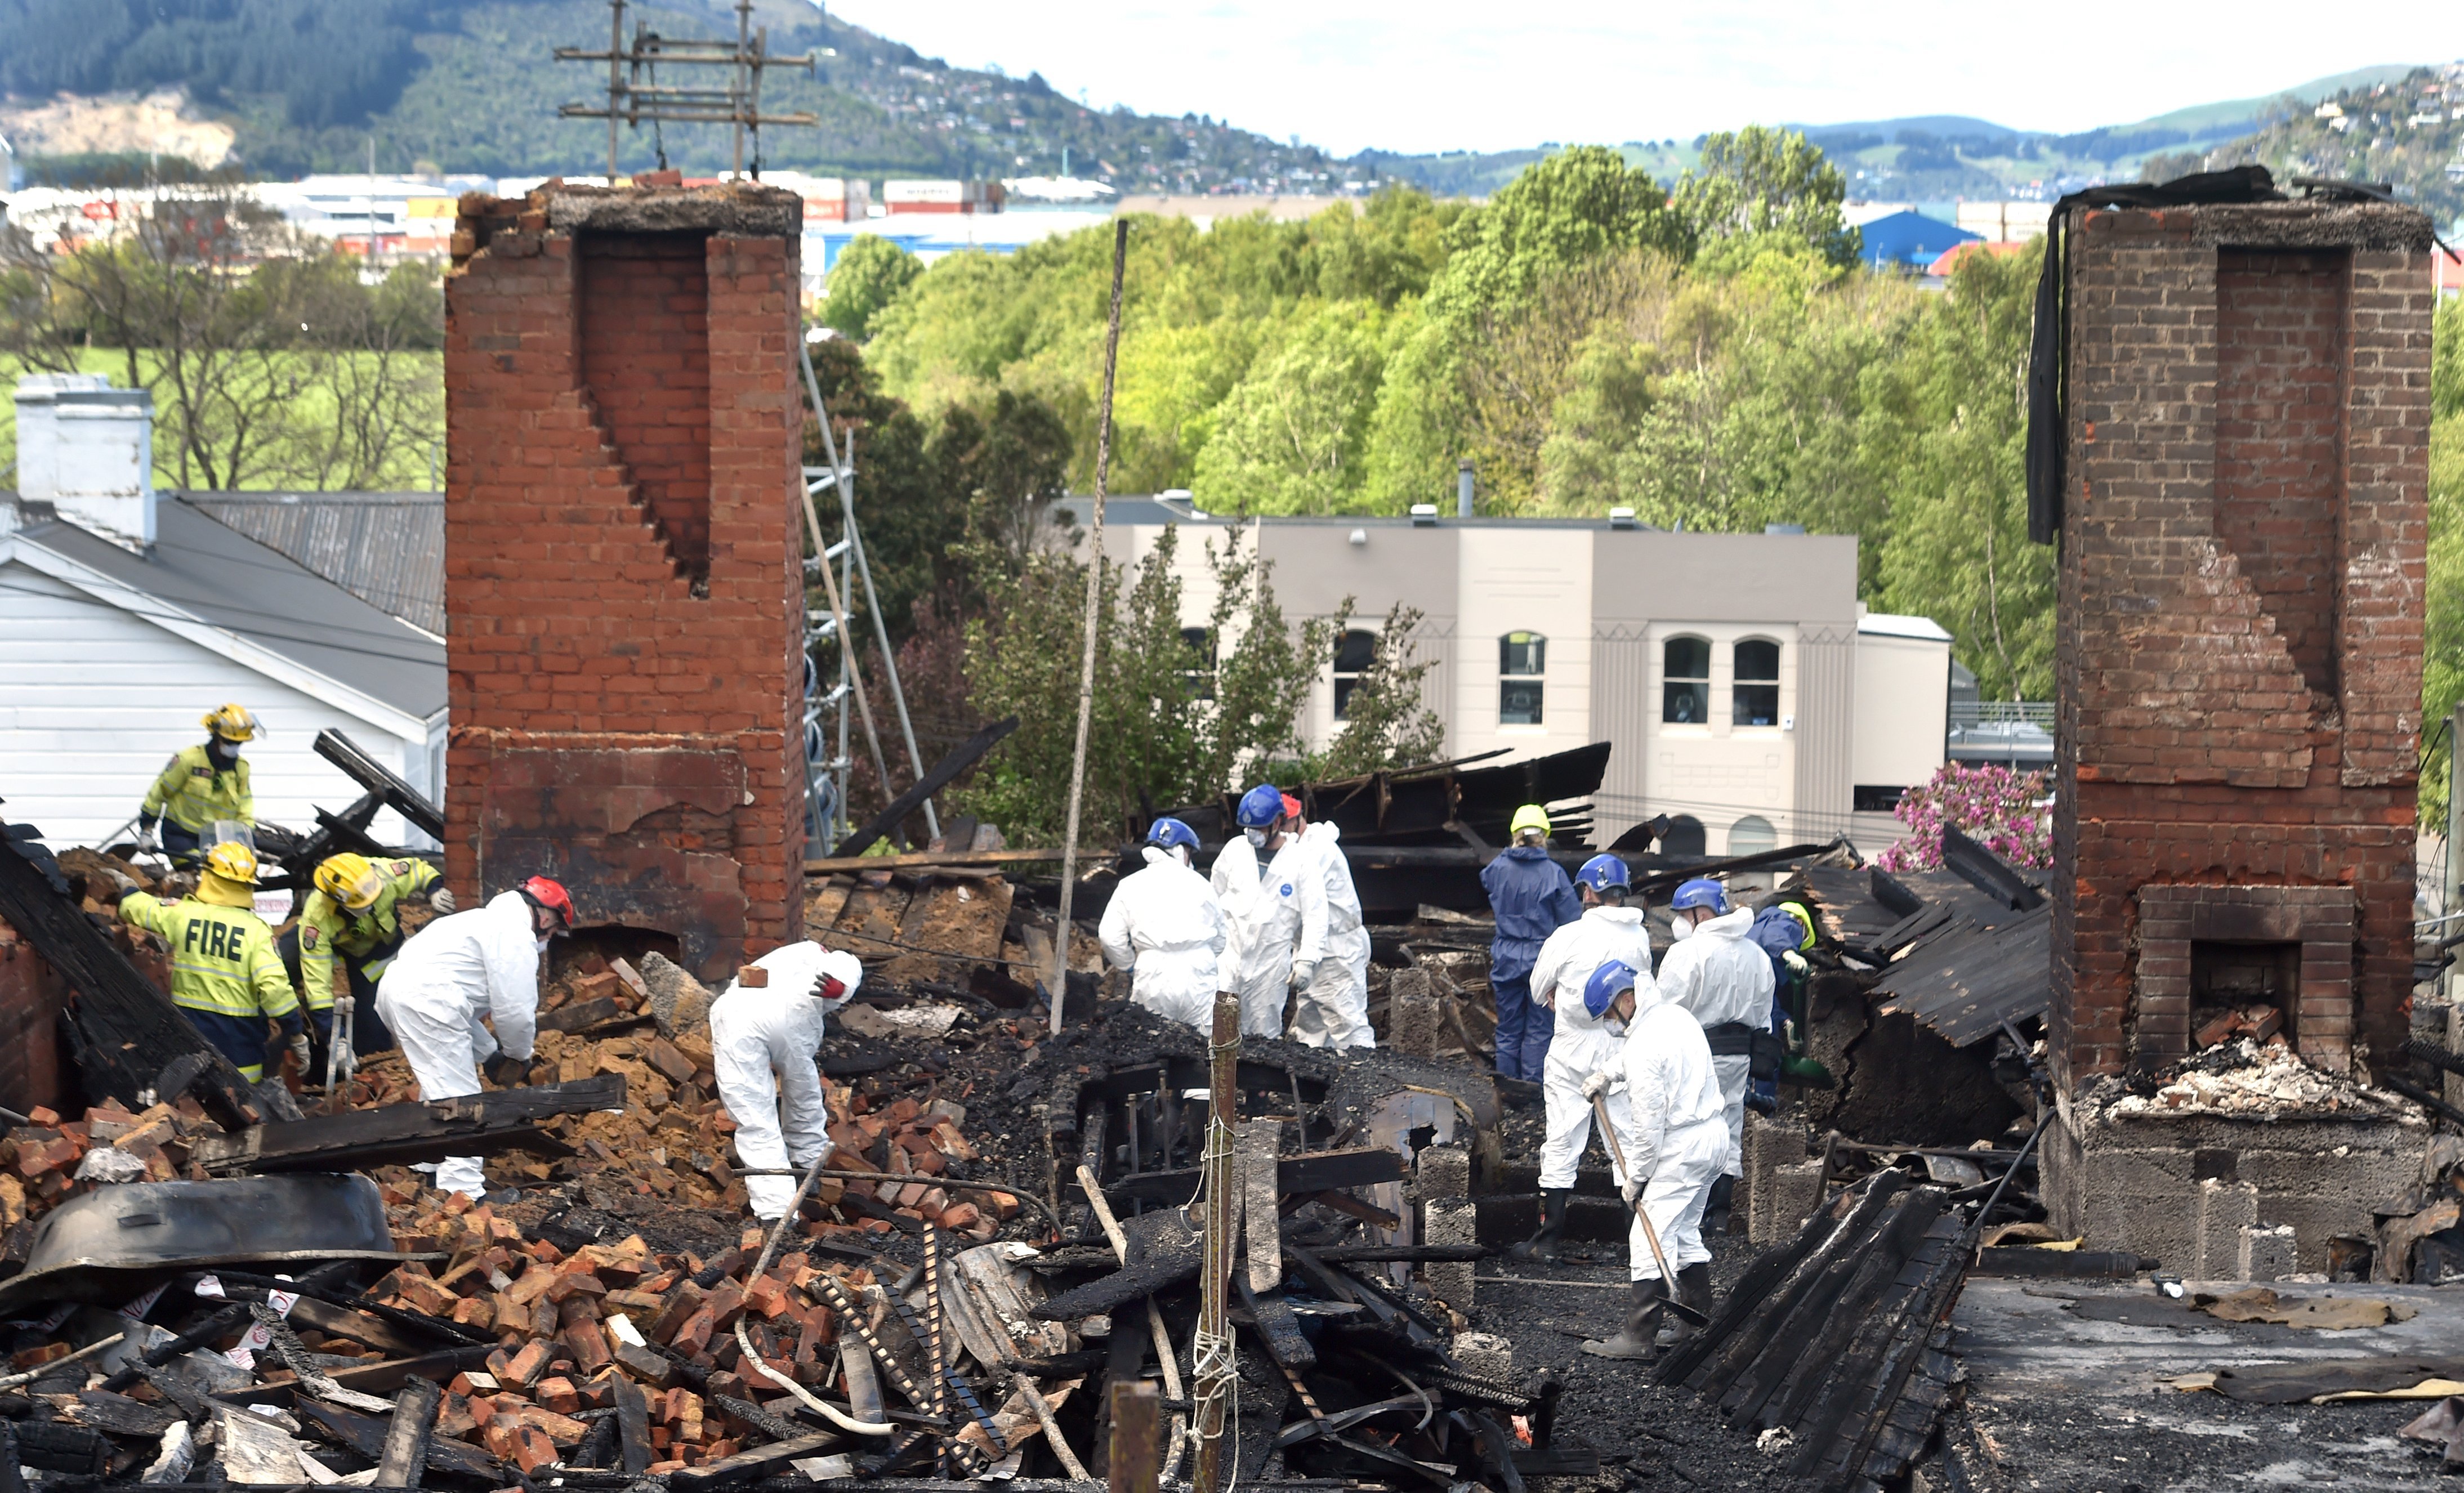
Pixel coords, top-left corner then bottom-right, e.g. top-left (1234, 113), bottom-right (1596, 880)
top-left (2048, 197), bottom-right (2432, 1086)
top-left (442, 182), bottom-right (807, 979)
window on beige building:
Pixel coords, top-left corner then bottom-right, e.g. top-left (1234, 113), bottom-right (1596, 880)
top-left (1499, 631), bottom-right (1546, 724)
top-left (1729, 814), bottom-right (1777, 856)
top-left (1181, 627), bottom-right (1216, 700)
top-left (1332, 629), bottom-right (1376, 719)
top-left (1733, 638), bottom-right (1780, 726)
top-left (1663, 636), bottom-right (1711, 723)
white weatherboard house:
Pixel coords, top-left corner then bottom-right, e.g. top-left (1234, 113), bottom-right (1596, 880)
top-left (0, 375), bottom-right (447, 848)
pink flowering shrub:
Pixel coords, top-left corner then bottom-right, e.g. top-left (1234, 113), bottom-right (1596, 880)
top-left (1875, 762), bottom-right (2052, 872)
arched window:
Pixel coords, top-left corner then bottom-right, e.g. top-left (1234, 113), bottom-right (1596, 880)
top-left (1733, 638), bottom-right (1780, 726)
top-left (1499, 631), bottom-right (1546, 725)
top-left (1662, 814), bottom-right (1707, 857)
top-left (1663, 636), bottom-right (1710, 723)
top-left (1181, 627), bottom-right (1216, 700)
top-left (1332, 629), bottom-right (1377, 719)
top-left (1728, 815), bottom-right (1777, 857)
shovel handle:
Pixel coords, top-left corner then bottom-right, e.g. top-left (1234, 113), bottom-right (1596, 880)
top-left (1590, 1093), bottom-right (1705, 1322)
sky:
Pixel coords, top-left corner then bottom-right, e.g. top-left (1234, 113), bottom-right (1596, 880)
top-left (820, 1), bottom-right (2462, 157)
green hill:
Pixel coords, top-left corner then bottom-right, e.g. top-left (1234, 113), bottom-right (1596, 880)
top-left (0, 0), bottom-right (1373, 189)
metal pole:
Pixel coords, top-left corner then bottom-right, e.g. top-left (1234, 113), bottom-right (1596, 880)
top-left (606, 0), bottom-right (623, 178)
top-left (731, 0), bottom-right (749, 177)
top-left (798, 340), bottom-right (939, 840)
top-left (796, 475), bottom-right (896, 838)
top-left (1050, 217), bottom-right (1130, 1034)
top-left (1191, 989), bottom-right (1239, 1493)
top-left (2448, 707), bottom-right (2462, 1110)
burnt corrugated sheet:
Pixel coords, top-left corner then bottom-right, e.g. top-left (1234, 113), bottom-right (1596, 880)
top-left (184, 491), bottom-right (444, 634)
top-left (1869, 904), bottom-right (2052, 1047)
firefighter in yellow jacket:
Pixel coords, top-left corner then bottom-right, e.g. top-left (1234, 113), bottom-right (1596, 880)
top-left (138, 704), bottom-right (260, 865)
top-left (108, 841), bottom-right (305, 1083)
top-left (279, 852), bottom-right (453, 1059)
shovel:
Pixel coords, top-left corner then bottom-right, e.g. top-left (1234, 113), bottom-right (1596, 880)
top-left (1589, 1093), bottom-right (1710, 1326)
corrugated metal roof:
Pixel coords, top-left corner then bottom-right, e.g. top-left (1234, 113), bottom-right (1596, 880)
top-left (16, 498), bottom-right (445, 720)
top-left (182, 491), bottom-right (443, 635)
top-left (1871, 905), bottom-right (2051, 1048)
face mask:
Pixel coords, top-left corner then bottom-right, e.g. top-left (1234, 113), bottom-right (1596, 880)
top-left (535, 933), bottom-right (552, 953)
top-left (208, 740), bottom-right (239, 768)
top-left (1670, 917), bottom-right (1695, 941)
top-left (1244, 827), bottom-right (1268, 848)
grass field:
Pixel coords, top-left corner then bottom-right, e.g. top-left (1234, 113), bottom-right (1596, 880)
top-left (1, 350), bottom-right (444, 494)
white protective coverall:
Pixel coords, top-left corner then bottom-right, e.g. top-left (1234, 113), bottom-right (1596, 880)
top-left (1529, 906), bottom-right (1655, 1189)
top-left (1210, 833), bottom-right (1328, 1039)
top-left (1612, 983), bottom-right (1730, 1281)
top-left (1291, 822), bottom-right (1373, 1049)
top-left (373, 891), bottom-right (542, 1198)
top-left (711, 941), bottom-right (856, 1220)
top-left (1654, 905), bottom-right (1776, 1176)
top-left (1099, 846), bottom-right (1226, 1029)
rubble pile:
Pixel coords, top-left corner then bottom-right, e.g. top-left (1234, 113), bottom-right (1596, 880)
top-left (2111, 1037), bottom-right (2417, 1119)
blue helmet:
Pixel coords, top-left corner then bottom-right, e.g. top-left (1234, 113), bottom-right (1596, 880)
top-left (1582, 960), bottom-right (1639, 1020)
top-left (1236, 783), bottom-right (1286, 829)
top-left (1147, 817), bottom-right (1199, 852)
top-left (1670, 877), bottom-right (1729, 914)
top-left (1576, 854), bottom-right (1630, 896)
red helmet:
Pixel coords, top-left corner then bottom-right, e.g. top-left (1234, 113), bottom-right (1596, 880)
top-left (518, 875), bottom-right (576, 931)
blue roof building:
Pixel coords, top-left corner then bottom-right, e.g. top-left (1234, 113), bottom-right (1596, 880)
top-left (1858, 210), bottom-right (1979, 271)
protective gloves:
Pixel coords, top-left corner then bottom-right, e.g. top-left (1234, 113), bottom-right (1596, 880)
top-left (1291, 960), bottom-right (1317, 990)
top-left (134, 818), bottom-right (159, 853)
top-left (289, 1029), bottom-right (314, 1074)
top-left (1581, 1069), bottom-right (1615, 1101)
top-left (100, 867), bottom-right (140, 902)
top-left (1621, 1170), bottom-right (1647, 1208)
top-left (429, 888), bottom-right (457, 914)
top-left (1782, 949), bottom-right (1810, 977)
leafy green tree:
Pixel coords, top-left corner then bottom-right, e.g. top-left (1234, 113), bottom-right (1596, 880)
top-left (1672, 126), bottom-right (1862, 268)
top-left (957, 522), bottom-right (1325, 841)
top-left (1870, 244), bottom-right (2053, 700)
top-left (821, 235), bottom-right (925, 341)
top-left (2420, 296), bottom-right (2464, 832)
top-left (1193, 302), bottom-right (1393, 514)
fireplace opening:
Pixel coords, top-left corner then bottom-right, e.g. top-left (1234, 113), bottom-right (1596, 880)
top-left (2189, 939), bottom-right (2298, 1049)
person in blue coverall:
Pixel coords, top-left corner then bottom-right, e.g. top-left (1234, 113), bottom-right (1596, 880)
top-left (1480, 804), bottom-right (1582, 1079)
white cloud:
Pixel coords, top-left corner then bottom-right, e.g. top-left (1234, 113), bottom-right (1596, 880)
top-left (823, 0), bottom-right (2453, 155)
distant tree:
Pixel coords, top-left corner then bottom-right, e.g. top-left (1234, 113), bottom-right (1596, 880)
top-left (1194, 302), bottom-right (1392, 514)
top-left (1672, 126), bottom-right (1860, 268)
top-left (820, 235), bottom-right (925, 341)
top-left (0, 181), bottom-right (442, 491)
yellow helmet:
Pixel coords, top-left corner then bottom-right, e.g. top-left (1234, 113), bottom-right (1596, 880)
top-left (1510, 804), bottom-right (1551, 838)
top-left (1784, 902), bottom-right (1817, 951)
top-left (202, 841), bottom-right (260, 886)
top-left (315, 853), bottom-right (383, 912)
top-left (202, 704), bottom-right (261, 742)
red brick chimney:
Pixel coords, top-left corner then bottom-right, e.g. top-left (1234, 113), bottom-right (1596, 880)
top-left (2048, 198), bottom-right (2432, 1086)
top-left (442, 181), bottom-right (807, 980)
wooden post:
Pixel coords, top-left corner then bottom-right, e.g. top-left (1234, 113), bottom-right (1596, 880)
top-left (1108, 1380), bottom-right (1162, 1493)
top-left (1191, 987), bottom-right (1240, 1493)
top-left (372, 1376), bottom-right (441, 1488)
top-left (1050, 216), bottom-right (1132, 1036)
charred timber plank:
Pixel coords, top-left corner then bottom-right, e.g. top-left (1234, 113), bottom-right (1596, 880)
top-left (213, 1346), bottom-right (493, 1407)
top-left (1305, 1242), bottom-right (1487, 1263)
top-left (1241, 1119), bottom-right (1284, 1294)
top-left (613, 1373), bottom-right (653, 1474)
top-left (1106, 1146), bottom-right (1404, 1204)
top-left (191, 1075), bottom-right (624, 1174)
top-left (0, 830), bottom-right (261, 1130)
top-left (1032, 1247), bottom-right (1202, 1321)
top-left (830, 717), bottom-right (1020, 860)
top-left (374, 1376), bottom-right (443, 1488)
top-left (1653, 1203), bottom-right (1832, 1386)
top-left (1793, 1222), bottom-right (1968, 1487)
top-left (539, 996), bottom-right (626, 1034)
top-left (669, 1431), bottom-right (846, 1490)
top-left (293, 1396), bottom-right (505, 1483)
top-left (289, 1295), bottom-right (429, 1359)
top-left (63, 1389), bottom-right (180, 1437)
top-left (12, 1419), bottom-right (106, 1473)
top-left (1232, 1279), bottom-right (1315, 1370)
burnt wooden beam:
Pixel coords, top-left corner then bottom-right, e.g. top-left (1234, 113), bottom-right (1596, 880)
top-left (1100, 1146), bottom-right (1404, 1205)
top-left (669, 1430), bottom-right (845, 1489)
top-left (374, 1377), bottom-right (443, 1488)
top-left (613, 1374), bottom-right (653, 1474)
top-left (213, 1346), bottom-right (494, 1408)
top-left (293, 1397), bottom-right (505, 1485)
top-left (831, 717), bottom-right (1019, 860)
top-left (191, 1075), bottom-right (624, 1175)
top-left (0, 830), bottom-right (261, 1130)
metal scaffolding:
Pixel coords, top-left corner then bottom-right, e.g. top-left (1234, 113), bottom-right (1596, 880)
top-left (555, 0), bottom-right (819, 178)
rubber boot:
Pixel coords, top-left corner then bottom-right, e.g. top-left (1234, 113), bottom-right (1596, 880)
top-left (1703, 1174), bottom-right (1736, 1237)
top-left (1581, 1279), bottom-right (1666, 1361)
top-left (1507, 1188), bottom-right (1571, 1264)
top-left (1657, 1262), bottom-right (1714, 1347)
